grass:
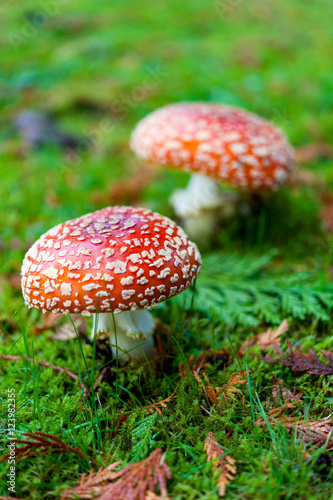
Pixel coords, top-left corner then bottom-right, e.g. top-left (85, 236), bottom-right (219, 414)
top-left (1, 0), bottom-right (333, 498)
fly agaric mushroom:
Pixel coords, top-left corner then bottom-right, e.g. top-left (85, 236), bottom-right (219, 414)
top-left (21, 206), bottom-right (201, 362)
top-left (130, 102), bottom-right (294, 240)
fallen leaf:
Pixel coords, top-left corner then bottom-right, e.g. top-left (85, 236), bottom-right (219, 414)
top-left (295, 142), bottom-right (333, 164)
top-left (253, 341), bottom-right (333, 375)
top-left (112, 387), bottom-right (179, 439)
top-left (92, 164), bottom-right (156, 206)
top-left (320, 193), bottom-right (333, 234)
top-left (204, 432), bottom-right (236, 497)
top-left (272, 376), bottom-right (303, 404)
top-left (179, 349), bottom-right (230, 378)
top-left (238, 320), bottom-right (288, 358)
top-left (256, 403), bottom-right (296, 423)
top-left (142, 385), bottom-right (179, 415)
top-left (50, 315), bottom-right (86, 340)
top-left (153, 333), bottom-right (171, 373)
top-left (290, 168), bottom-right (326, 189)
top-left (193, 370), bottom-right (220, 406)
top-left (33, 312), bottom-right (63, 334)
top-left (192, 370), bottom-right (249, 406)
top-left (50, 324), bottom-right (77, 341)
top-left (61, 448), bottom-right (171, 500)
top-left (256, 410), bottom-right (333, 449)
top-left (221, 371), bottom-right (249, 401)
top-left (4, 273), bottom-right (21, 289)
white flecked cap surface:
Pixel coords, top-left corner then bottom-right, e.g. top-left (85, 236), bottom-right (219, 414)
top-left (21, 206), bottom-right (202, 316)
top-left (131, 102), bottom-right (294, 191)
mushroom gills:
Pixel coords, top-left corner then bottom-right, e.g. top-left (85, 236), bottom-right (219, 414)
top-left (92, 310), bottom-right (155, 362)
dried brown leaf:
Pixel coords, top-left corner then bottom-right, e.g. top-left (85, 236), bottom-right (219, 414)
top-left (33, 312), bottom-right (63, 334)
top-left (145, 492), bottom-right (170, 500)
top-left (50, 324), bottom-right (77, 341)
top-left (256, 403), bottom-right (296, 424)
top-left (253, 342), bottom-right (333, 375)
top-left (92, 164), bottom-right (156, 206)
top-left (320, 193), bottom-right (333, 234)
top-left (221, 371), bottom-right (249, 402)
top-left (113, 386), bottom-right (179, 439)
top-left (295, 142), bottom-right (333, 164)
top-left (193, 371), bottom-right (220, 406)
top-left (256, 411), bottom-right (333, 449)
top-left (238, 320), bottom-right (288, 358)
top-left (192, 369), bottom-right (249, 406)
top-left (204, 432), bottom-right (236, 497)
top-left (272, 376), bottom-right (303, 405)
top-left (61, 448), bottom-right (171, 500)
top-left (290, 167), bottom-right (326, 189)
top-left (4, 273), bottom-right (22, 289)
top-left (142, 385), bottom-right (179, 416)
top-left (153, 334), bottom-right (171, 373)
top-left (179, 349), bottom-right (230, 379)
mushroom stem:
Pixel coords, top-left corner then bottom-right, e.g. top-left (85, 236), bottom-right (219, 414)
top-left (92, 310), bottom-right (155, 363)
top-left (170, 173), bottom-right (237, 242)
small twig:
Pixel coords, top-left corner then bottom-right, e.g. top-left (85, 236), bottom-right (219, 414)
top-left (0, 354), bottom-right (89, 397)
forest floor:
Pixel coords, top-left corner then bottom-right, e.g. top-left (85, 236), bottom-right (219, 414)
top-left (1, 0), bottom-right (333, 498)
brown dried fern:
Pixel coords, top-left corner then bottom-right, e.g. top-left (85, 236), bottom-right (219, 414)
top-left (204, 432), bottom-right (236, 497)
top-left (256, 407), bottom-right (333, 449)
top-left (179, 349), bottom-right (230, 379)
top-left (61, 448), bottom-right (171, 499)
top-left (253, 341), bottom-right (333, 375)
top-left (0, 432), bottom-right (94, 465)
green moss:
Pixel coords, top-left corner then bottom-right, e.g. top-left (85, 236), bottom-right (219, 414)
top-left (1, 0), bottom-right (333, 497)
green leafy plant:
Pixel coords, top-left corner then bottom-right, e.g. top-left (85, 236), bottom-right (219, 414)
top-left (182, 252), bottom-right (333, 326)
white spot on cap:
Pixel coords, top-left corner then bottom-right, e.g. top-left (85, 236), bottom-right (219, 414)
top-left (121, 289), bottom-right (136, 300)
top-left (78, 247), bottom-right (92, 256)
top-left (43, 267), bottom-right (59, 279)
top-left (101, 248), bottom-right (115, 258)
top-left (82, 283), bottom-right (101, 291)
top-left (61, 282), bottom-right (72, 296)
top-left (121, 276), bottom-right (134, 286)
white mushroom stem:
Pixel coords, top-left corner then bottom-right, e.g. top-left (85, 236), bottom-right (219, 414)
top-left (170, 173), bottom-right (237, 242)
top-left (92, 310), bottom-right (155, 363)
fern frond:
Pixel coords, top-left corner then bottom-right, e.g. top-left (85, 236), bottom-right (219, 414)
top-left (132, 414), bottom-right (157, 461)
top-left (172, 252), bottom-right (333, 326)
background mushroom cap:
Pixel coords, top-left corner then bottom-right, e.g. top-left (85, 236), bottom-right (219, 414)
top-left (130, 102), bottom-right (294, 191)
top-left (21, 206), bottom-right (201, 316)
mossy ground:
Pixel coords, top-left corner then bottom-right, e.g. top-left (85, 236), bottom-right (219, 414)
top-left (1, 0), bottom-right (333, 498)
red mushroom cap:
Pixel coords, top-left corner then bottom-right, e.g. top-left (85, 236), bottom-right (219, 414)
top-left (21, 206), bottom-right (201, 316)
top-left (130, 102), bottom-right (294, 191)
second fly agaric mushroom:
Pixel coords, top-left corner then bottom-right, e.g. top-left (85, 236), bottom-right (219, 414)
top-left (21, 206), bottom-right (201, 362)
top-left (130, 102), bottom-right (294, 240)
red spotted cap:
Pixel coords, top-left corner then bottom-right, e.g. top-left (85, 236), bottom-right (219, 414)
top-left (130, 102), bottom-right (294, 191)
top-left (21, 206), bottom-right (201, 316)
